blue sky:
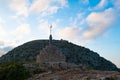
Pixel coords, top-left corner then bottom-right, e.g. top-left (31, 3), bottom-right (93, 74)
top-left (0, 0), bottom-right (120, 67)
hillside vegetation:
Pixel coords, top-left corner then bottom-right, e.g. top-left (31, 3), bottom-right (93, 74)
top-left (0, 62), bottom-right (30, 80)
top-left (0, 40), bottom-right (118, 71)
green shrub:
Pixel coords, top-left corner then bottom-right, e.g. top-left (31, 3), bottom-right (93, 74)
top-left (0, 62), bottom-right (30, 80)
top-left (87, 66), bottom-right (94, 70)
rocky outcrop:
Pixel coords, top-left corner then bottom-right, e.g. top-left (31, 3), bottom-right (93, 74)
top-left (0, 40), bottom-right (118, 71)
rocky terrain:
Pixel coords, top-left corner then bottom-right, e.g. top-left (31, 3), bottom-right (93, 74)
top-left (28, 69), bottom-right (120, 80)
top-left (24, 63), bottom-right (120, 80)
top-left (0, 40), bottom-right (118, 71)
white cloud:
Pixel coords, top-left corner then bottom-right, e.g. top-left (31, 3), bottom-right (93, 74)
top-left (3, 0), bottom-right (67, 18)
top-left (54, 26), bottom-right (89, 46)
top-left (0, 26), bottom-right (6, 39)
top-left (55, 26), bottom-right (81, 40)
top-left (0, 17), bottom-right (5, 24)
top-left (0, 42), bottom-right (13, 56)
top-left (9, 0), bottom-right (29, 17)
top-left (94, 0), bottom-right (107, 10)
top-left (0, 40), bottom-right (12, 48)
top-left (0, 41), bottom-right (4, 47)
top-left (12, 23), bottom-right (31, 40)
top-left (82, 8), bottom-right (115, 39)
top-left (30, 0), bottom-right (67, 16)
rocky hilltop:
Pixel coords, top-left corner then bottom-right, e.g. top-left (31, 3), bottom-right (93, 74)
top-left (0, 40), bottom-right (118, 71)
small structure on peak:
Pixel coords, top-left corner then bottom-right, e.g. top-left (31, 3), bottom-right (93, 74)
top-left (36, 25), bottom-right (66, 63)
top-left (49, 25), bottom-right (52, 45)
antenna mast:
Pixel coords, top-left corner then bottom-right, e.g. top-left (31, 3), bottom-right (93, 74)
top-left (49, 25), bottom-right (52, 45)
top-left (50, 25), bottom-right (52, 35)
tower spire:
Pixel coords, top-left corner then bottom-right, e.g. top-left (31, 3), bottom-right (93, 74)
top-left (49, 25), bottom-right (52, 45)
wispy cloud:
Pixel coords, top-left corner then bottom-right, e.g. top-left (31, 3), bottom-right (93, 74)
top-left (9, 0), bottom-right (29, 18)
top-left (94, 0), bottom-right (107, 10)
top-left (29, 0), bottom-right (68, 16)
top-left (54, 25), bottom-right (90, 46)
top-left (82, 8), bottom-right (115, 39)
top-left (7, 0), bottom-right (68, 18)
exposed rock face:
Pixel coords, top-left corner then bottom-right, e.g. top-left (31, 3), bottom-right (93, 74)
top-left (36, 45), bottom-right (66, 63)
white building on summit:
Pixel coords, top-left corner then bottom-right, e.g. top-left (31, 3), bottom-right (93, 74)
top-left (36, 25), bottom-right (66, 63)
